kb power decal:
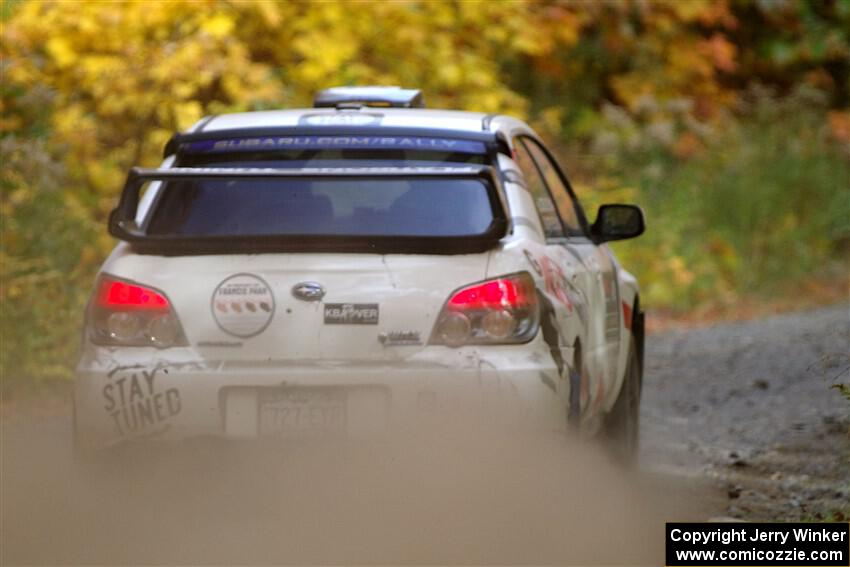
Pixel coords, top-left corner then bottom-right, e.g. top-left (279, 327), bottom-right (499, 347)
top-left (324, 303), bottom-right (379, 325)
top-left (103, 367), bottom-right (181, 436)
top-left (212, 273), bottom-right (275, 338)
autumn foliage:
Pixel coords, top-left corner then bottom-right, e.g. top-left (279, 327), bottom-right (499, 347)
top-left (1, 0), bottom-right (848, 384)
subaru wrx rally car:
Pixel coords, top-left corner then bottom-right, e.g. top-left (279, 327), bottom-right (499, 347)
top-left (75, 87), bottom-right (645, 460)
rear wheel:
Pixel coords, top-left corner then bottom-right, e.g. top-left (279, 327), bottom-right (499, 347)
top-left (604, 336), bottom-right (641, 466)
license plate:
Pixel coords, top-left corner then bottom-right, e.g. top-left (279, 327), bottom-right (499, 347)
top-left (259, 388), bottom-right (347, 437)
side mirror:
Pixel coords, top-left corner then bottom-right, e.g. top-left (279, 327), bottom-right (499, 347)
top-left (591, 204), bottom-right (645, 243)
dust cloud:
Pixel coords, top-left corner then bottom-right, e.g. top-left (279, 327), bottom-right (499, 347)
top-left (2, 406), bottom-right (706, 565)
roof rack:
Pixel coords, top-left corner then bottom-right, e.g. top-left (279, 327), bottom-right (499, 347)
top-left (313, 86), bottom-right (425, 109)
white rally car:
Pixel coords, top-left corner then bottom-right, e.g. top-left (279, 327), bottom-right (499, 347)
top-left (75, 87), bottom-right (645, 460)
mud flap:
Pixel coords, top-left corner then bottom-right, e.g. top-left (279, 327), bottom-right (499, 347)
top-left (567, 366), bottom-right (581, 427)
top-left (539, 295), bottom-right (580, 427)
top-left (539, 300), bottom-right (565, 377)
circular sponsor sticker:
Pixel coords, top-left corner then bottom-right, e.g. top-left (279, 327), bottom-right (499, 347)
top-left (211, 273), bottom-right (275, 338)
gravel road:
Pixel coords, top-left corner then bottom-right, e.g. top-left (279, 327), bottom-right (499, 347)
top-left (641, 303), bottom-right (850, 520)
top-left (2, 304), bottom-right (848, 564)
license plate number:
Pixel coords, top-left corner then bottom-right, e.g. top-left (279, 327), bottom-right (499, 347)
top-left (259, 389), bottom-right (347, 437)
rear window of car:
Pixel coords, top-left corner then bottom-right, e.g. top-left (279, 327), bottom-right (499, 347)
top-left (142, 144), bottom-right (498, 239)
top-left (146, 176), bottom-right (496, 238)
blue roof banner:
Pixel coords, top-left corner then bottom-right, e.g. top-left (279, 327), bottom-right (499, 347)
top-left (183, 136), bottom-right (488, 155)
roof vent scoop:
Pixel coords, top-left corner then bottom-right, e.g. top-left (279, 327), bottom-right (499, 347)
top-left (313, 86), bottom-right (425, 109)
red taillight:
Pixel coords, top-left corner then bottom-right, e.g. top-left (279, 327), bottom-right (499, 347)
top-left (88, 275), bottom-right (187, 348)
top-left (448, 278), bottom-right (533, 310)
top-left (431, 272), bottom-right (539, 346)
top-left (97, 278), bottom-right (170, 310)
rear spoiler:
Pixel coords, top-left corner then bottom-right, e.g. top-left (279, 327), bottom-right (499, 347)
top-left (109, 166), bottom-right (508, 256)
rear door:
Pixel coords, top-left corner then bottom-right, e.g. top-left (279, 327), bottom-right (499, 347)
top-left (513, 136), bottom-right (620, 415)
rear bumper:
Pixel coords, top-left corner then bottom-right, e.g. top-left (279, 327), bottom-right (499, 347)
top-left (74, 337), bottom-right (569, 451)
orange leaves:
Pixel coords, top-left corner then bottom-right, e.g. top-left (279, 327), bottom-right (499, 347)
top-left (672, 132), bottom-right (703, 160)
top-left (700, 34), bottom-right (737, 74)
top-left (573, 0), bottom-right (742, 120)
top-left (827, 111), bottom-right (850, 145)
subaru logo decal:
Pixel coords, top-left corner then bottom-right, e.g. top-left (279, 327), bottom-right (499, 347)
top-left (292, 282), bottom-right (325, 302)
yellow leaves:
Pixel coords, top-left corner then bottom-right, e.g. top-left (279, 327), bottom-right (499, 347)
top-left (0, 0), bottom-right (749, 206)
top-left (610, 75), bottom-right (654, 110)
top-left (52, 104), bottom-right (94, 146)
top-left (201, 13), bottom-right (235, 39)
top-left (146, 128), bottom-right (173, 154)
top-left (437, 63), bottom-right (463, 88)
top-left (173, 101), bottom-right (203, 130)
top-left (79, 244), bottom-right (100, 268)
top-left (668, 256), bottom-right (695, 287)
top-left (425, 0), bottom-right (455, 28)
top-left (254, 1), bottom-right (282, 27)
top-left (666, 0), bottom-right (714, 23)
top-left (80, 54), bottom-right (122, 79)
top-left (780, 214), bottom-right (803, 238)
top-left (86, 160), bottom-right (125, 196)
top-left (45, 37), bottom-right (76, 68)
top-left (0, 97), bottom-right (22, 132)
top-left (533, 106), bottom-right (565, 139)
top-left (708, 236), bottom-right (737, 262)
top-left (551, 8), bottom-right (581, 46)
top-left (475, 92), bottom-right (508, 114)
top-left (293, 33), bottom-right (356, 83)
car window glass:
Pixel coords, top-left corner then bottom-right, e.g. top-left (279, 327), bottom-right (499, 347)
top-left (521, 139), bottom-right (583, 235)
top-left (511, 141), bottom-right (565, 238)
top-left (146, 177), bottom-right (495, 238)
top-left (148, 149), bottom-right (500, 243)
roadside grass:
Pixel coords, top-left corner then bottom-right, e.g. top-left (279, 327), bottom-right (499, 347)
top-left (833, 384), bottom-right (850, 437)
top-left (641, 277), bottom-right (848, 333)
top-left (806, 479), bottom-right (850, 523)
top-left (814, 509), bottom-right (849, 522)
top-left (574, 87), bottom-right (850, 313)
